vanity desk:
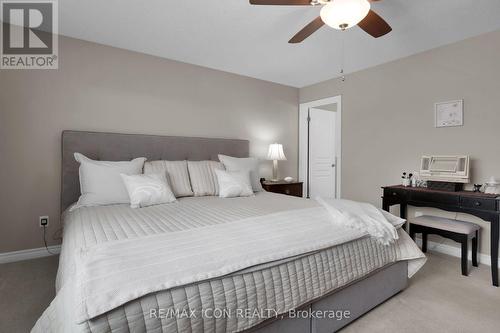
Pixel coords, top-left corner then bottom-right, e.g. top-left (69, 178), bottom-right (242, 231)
top-left (382, 185), bottom-right (500, 287)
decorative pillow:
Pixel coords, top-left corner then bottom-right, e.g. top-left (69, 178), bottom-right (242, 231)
top-left (187, 161), bottom-right (225, 196)
top-left (120, 173), bottom-right (176, 208)
top-left (73, 153), bottom-right (146, 209)
top-left (218, 154), bottom-right (262, 192)
top-left (144, 160), bottom-right (193, 197)
top-left (215, 169), bottom-right (254, 198)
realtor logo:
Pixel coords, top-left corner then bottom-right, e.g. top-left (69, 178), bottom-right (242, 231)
top-left (1, 0), bottom-right (58, 69)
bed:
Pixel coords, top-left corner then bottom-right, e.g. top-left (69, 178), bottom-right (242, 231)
top-left (32, 131), bottom-right (426, 333)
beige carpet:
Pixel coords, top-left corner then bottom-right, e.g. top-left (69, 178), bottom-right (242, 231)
top-left (0, 253), bottom-right (499, 333)
top-left (341, 252), bottom-right (500, 333)
top-left (0, 255), bottom-right (58, 333)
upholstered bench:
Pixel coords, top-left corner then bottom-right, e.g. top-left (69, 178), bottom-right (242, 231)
top-left (409, 215), bottom-right (480, 276)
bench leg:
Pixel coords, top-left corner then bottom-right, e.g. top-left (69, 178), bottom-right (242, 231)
top-left (472, 231), bottom-right (478, 267)
top-left (461, 237), bottom-right (468, 276)
top-left (422, 233), bottom-right (428, 253)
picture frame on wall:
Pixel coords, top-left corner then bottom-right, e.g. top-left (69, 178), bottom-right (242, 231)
top-left (435, 100), bottom-right (464, 128)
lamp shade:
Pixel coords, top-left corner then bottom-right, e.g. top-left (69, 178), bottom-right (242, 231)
top-left (267, 143), bottom-right (287, 161)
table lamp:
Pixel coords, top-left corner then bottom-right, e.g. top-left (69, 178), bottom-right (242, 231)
top-left (267, 143), bottom-right (286, 181)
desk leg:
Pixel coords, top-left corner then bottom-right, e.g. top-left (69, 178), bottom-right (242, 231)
top-left (400, 203), bottom-right (407, 219)
top-left (400, 203), bottom-right (408, 231)
top-left (491, 217), bottom-right (499, 287)
top-left (382, 200), bottom-right (390, 212)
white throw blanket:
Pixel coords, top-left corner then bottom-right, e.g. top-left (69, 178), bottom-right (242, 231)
top-left (317, 198), bottom-right (402, 245)
top-left (73, 199), bottom-right (411, 323)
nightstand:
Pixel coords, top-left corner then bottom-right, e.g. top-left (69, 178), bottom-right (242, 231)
top-left (261, 179), bottom-right (303, 198)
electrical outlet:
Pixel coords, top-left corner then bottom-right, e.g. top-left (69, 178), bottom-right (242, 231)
top-left (39, 216), bottom-right (49, 227)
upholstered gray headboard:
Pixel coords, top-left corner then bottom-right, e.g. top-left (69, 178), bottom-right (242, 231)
top-left (61, 130), bottom-right (249, 211)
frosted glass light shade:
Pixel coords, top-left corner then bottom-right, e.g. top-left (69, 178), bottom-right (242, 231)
top-left (267, 143), bottom-right (286, 161)
top-left (320, 0), bottom-right (370, 30)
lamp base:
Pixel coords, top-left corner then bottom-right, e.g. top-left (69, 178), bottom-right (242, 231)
top-left (271, 160), bottom-right (279, 182)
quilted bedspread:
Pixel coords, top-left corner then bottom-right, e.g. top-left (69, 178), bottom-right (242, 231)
top-left (32, 192), bottom-right (425, 333)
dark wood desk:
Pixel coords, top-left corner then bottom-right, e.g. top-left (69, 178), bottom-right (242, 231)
top-left (382, 185), bottom-right (500, 287)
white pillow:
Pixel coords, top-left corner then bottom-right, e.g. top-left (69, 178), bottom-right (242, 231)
top-left (120, 173), bottom-right (176, 208)
top-left (218, 154), bottom-right (262, 192)
top-left (144, 160), bottom-right (193, 197)
top-left (188, 161), bottom-right (225, 196)
top-left (73, 153), bottom-right (146, 209)
top-left (215, 169), bottom-right (254, 198)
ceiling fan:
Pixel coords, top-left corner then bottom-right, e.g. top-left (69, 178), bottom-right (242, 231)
top-left (249, 0), bottom-right (392, 43)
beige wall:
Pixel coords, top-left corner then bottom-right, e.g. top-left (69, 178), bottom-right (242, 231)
top-left (0, 36), bottom-right (299, 253)
top-left (300, 30), bottom-right (500, 256)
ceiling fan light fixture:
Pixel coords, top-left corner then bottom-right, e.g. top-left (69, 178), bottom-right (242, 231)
top-left (320, 0), bottom-right (371, 30)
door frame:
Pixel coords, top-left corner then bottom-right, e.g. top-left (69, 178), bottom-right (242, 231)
top-left (299, 95), bottom-right (342, 198)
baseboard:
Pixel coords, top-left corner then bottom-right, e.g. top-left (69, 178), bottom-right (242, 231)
top-left (0, 245), bottom-right (61, 264)
top-left (415, 238), bottom-right (491, 266)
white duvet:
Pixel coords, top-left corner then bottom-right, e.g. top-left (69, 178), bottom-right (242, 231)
top-left (33, 194), bottom-right (426, 333)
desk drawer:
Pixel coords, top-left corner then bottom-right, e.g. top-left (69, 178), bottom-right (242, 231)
top-left (460, 196), bottom-right (497, 211)
top-left (410, 191), bottom-right (459, 206)
top-left (384, 188), bottom-right (405, 200)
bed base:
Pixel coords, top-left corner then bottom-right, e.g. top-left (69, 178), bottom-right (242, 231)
top-left (248, 261), bottom-right (408, 333)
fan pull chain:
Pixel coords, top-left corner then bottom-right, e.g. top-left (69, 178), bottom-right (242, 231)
top-left (340, 32), bottom-right (346, 82)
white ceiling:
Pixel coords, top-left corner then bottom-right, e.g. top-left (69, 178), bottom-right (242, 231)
top-left (59, 0), bottom-right (500, 88)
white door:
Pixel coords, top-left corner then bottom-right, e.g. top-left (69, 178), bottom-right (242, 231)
top-left (308, 108), bottom-right (336, 198)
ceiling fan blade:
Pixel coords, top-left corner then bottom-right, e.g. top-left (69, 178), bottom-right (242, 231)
top-left (249, 0), bottom-right (311, 5)
top-left (358, 10), bottom-right (392, 38)
top-left (289, 16), bottom-right (324, 43)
